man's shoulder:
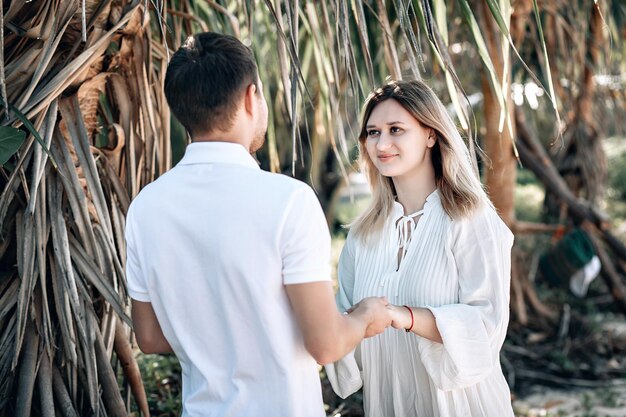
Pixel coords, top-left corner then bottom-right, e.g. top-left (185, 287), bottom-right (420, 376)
top-left (254, 170), bottom-right (318, 198)
top-left (258, 170), bottom-right (309, 187)
top-left (127, 169), bottom-right (180, 216)
top-left (129, 168), bottom-right (316, 212)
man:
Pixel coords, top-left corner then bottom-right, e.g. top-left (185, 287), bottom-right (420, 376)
top-left (125, 32), bottom-right (391, 417)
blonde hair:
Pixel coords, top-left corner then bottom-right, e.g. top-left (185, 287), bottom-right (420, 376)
top-left (351, 79), bottom-right (491, 241)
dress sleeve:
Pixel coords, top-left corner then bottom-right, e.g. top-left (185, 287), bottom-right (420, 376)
top-left (325, 231), bottom-right (363, 398)
top-left (417, 205), bottom-right (514, 391)
top-left (335, 231), bottom-right (357, 312)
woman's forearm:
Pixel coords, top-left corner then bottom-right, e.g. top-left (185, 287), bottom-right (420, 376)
top-left (388, 304), bottom-right (442, 343)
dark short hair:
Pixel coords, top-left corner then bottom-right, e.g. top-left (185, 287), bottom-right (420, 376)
top-left (164, 32), bottom-right (258, 136)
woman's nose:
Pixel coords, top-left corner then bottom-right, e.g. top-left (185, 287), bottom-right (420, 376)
top-left (376, 133), bottom-right (392, 150)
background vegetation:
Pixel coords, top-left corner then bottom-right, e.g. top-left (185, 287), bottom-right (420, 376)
top-left (0, 0), bottom-right (624, 416)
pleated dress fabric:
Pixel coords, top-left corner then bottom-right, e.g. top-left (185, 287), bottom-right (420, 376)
top-left (328, 190), bottom-right (516, 417)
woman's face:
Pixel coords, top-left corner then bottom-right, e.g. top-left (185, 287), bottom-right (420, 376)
top-left (364, 99), bottom-right (435, 180)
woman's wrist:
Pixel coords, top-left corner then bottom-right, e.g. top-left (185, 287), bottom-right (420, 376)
top-left (401, 305), bottom-right (414, 332)
top-left (387, 304), bottom-right (414, 331)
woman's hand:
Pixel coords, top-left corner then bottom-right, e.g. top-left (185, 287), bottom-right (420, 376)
top-left (387, 305), bottom-right (443, 343)
top-left (386, 304), bottom-right (412, 331)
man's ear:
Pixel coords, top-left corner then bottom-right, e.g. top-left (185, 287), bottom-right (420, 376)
top-left (243, 83), bottom-right (257, 117)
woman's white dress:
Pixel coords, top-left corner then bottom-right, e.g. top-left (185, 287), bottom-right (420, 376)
top-left (326, 190), bottom-right (515, 417)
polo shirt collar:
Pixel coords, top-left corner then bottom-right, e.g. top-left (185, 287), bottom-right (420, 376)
top-left (178, 141), bottom-right (260, 170)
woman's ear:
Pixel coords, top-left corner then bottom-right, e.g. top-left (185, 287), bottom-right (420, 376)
top-left (427, 129), bottom-right (437, 148)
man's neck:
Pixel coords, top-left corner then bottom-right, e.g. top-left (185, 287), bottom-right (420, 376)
top-left (192, 134), bottom-right (250, 152)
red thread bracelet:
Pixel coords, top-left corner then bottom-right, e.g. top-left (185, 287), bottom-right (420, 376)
top-left (402, 305), bottom-right (414, 333)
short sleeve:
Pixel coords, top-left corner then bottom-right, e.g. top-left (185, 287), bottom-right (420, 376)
top-left (125, 205), bottom-right (151, 302)
top-left (336, 231), bottom-right (357, 312)
top-left (417, 205), bottom-right (514, 391)
top-left (281, 186), bottom-right (332, 285)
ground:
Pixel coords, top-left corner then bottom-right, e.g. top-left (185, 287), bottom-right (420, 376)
top-left (513, 386), bottom-right (626, 417)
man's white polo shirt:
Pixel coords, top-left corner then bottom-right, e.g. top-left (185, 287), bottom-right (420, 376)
top-left (125, 142), bottom-right (331, 417)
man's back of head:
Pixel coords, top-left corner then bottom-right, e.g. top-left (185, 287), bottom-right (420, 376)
top-left (164, 32), bottom-right (259, 140)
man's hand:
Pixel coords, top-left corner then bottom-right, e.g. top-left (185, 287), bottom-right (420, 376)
top-left (350, 297), bottom-right (392, 338)
top-left (286, 283), bottom-right (391, 364)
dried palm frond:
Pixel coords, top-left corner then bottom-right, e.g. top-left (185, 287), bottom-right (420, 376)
top-left (1, 1), bottom-right (156, 415)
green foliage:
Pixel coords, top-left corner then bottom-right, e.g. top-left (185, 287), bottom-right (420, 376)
top-left (597, 388), bottom-right (624, 408)
top-left (96, 92), bottom-right (113, 149)
top-left (517, 167), bottom-right (541, 186)
top-left (135, 354), bottom-right (182, 417)
top-left (1, 99), bottom-right (56, 167)
top-left (333, 195), bottom-right (370, 236)
top-left (515, 183), bottom-right (545, 223)
top-left (514, 167), bottom-right (545, 223)
top-left (547, 350), bottom-right (578, 373)
top-left (605, 137), bottom-right (626, 242)
top-left (0, 126), bottom-right (26, 166)
top-left (608, 152), bottom-right (626, 200)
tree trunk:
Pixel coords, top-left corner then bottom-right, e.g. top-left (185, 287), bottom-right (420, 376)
top-left (552, 3), bottom-right (607, 206)
top-left (515, 112), bottom-right (626, 315)
top-left (478, 2), bottom-right (517, 226)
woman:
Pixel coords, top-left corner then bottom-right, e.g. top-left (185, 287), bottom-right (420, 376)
top-left (326, 79), bottom-right (515, 416)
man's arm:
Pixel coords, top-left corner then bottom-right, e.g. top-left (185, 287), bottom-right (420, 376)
top-left (131, 300), bottom-right (174, 354)
top-left (285, 281), bottom-right (390, 365)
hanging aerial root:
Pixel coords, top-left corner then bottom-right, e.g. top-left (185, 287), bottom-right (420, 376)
top-left (114, 317), bottom-right (150, 416)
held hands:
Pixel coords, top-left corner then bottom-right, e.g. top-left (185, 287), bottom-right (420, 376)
top-left (348, 297), bottom-right (392, 338)
top-left (386, 304), bottom-right (413, 331)
top-left (347, 302), bottom-right (441, 342)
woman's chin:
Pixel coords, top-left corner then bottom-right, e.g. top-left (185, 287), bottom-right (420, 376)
top-left (375, 165), bottom-right (399, 177)
top-left (377, 168), bottom-right (405, 179)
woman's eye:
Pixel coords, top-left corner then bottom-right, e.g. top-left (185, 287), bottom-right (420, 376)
top-left (391, 126), bottom-right (402, 134)
top-left (367, 130), bottom-right (380, 137)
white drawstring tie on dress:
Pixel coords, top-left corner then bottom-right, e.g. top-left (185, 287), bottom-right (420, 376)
top-left (396, 213), bottom-right (419, 250)
top-left (384, 210), bottom-right (424, 295)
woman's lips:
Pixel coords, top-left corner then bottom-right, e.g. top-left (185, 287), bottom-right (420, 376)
top-left (378, 154), bottom-right (398, 162)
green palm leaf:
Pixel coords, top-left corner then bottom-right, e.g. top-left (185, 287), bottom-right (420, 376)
top-left (0, 126), bottom-right (25, 167)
